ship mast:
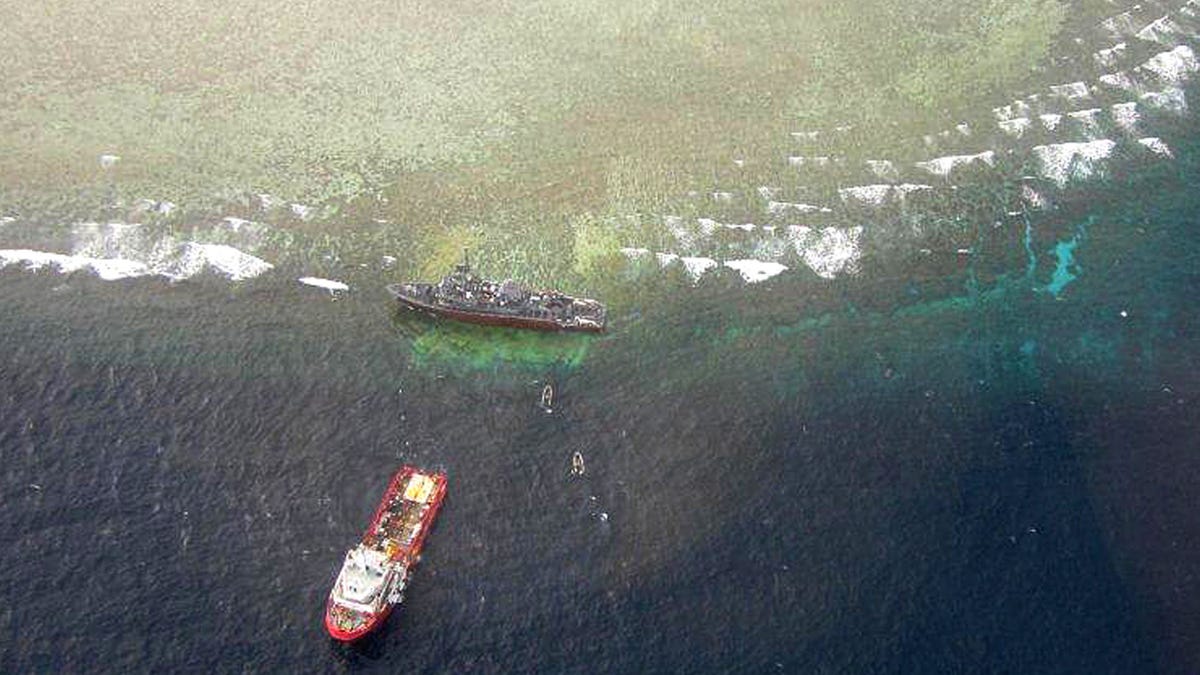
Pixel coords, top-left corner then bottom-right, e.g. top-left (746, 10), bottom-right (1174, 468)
top-left (455, 247), bottom-right (471, 277)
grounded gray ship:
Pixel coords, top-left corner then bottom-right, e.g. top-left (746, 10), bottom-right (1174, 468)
top-left (387, 252), bottom-right (606, 333)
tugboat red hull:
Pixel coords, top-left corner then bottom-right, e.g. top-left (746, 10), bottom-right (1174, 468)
top-left (324, 602), bottom-right (392, 642)
top-left (324, 466), bottom-right (447, 642)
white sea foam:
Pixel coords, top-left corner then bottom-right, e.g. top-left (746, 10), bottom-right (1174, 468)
top-left (57, 222), bottom-right (275, 282)
top-left (1095, 43), bottom-right (1127, 69)
top-left (1098, 72), bottom-right (1138, 92)
top-left (169, 243), bottom-right (273, 281)
top-left (1137, 137), bottom-right (1173, 157)
top-left (1137, 16), bottom-right (1193, 44)
top-left (1111, 102), bottom-right (1140, 132)
top-left (680, 257), bottom-right (718, 280)
top-left (1141, 46), bottom-right (1199, 85)
top-left (915, 151), bottom-right (995, 177)
top-left (838, 185), bottom-right (892, 205)
top-left (1021, 184), bottom-right (1048, 210)
top-left (866, 160), bottom-right (898, 180)
top-left (838, 184), bottom-right (931, 205)
top-left (694, 218), bottom-right (720, 237)
top-left (999, 118), bottom-right (1032, 138)
top-left (1032, 139), bottom-right (1117, 186)
top-left (1101, 12), bottom-right (1139, 38)
top-left (1140, 87), bottom-right (1188, 114)
top-left (664, 215), bottom-right (698, 251)
top-left (1039, 114), bottom-right (1063, 131)
top-left (1050, 82), bottom-right (1090, 101)
top-left (133, 198), bottom-right (176, 216)
top-left (1067, 109), bottom-right (1103, 138)
top-left (0, 249), bottom-right (149, 280)
top-left (787, 156), bottom-right (832, 168)
top-left (256, 193), bottom-right (281, 211)
top-left (686, 217), bottom-right (755, 234)
top-left (72, 221), bottom-right (167, 262)
top-left (723, 259), bottom-right (788, 283)
top-left (767, 201), bottom-right (831, 215)
top-left (298, 277), bottom-right (349, 292)
top-left (787, 226), bottom-right (863, 279)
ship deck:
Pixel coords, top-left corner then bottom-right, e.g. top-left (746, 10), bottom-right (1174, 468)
top-left (387, 284), bottom-right (606, 332)
top-left (364, 467), bottom-right (445, 562)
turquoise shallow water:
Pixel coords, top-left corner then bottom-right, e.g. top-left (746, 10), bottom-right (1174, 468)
top-left (3, 22), bottom-right (1200, 670)
top-left (2, 131), bottom-right (1199, 673)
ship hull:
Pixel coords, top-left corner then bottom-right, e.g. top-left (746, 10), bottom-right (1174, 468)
top-left (388, 285), bottom-right (604, 333)
top-left (324, 465), bottom-right (447, 642)
top-left (324, 602), bottom-right (392, 642)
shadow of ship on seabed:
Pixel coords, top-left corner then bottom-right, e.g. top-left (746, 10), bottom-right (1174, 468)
top-left (390, 307), bottom-right (595, 373)
top-left (619, 0), bottom-right (1200, 292)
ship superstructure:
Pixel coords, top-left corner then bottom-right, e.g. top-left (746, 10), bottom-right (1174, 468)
top-left (388, 252), bottom-right (606, 332)
top-left (325, 467), bottom-right (447, 641)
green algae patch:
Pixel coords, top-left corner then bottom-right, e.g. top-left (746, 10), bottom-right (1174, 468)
top-left (394, 312), bottom-right (594, 373)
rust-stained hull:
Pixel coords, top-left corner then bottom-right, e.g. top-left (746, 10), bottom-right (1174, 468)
top-left (388, 284), bottom-right (605, 333)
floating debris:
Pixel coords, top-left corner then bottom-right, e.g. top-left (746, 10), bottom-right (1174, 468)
top-left (298, 277), bottom-right (349, 293)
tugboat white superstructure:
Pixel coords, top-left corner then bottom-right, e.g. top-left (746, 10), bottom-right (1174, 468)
top-left (324, 466), bottom-right (447, 641)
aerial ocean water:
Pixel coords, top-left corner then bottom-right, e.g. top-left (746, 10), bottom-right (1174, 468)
top-left (3, 139), bottom-right (1199, 673)
top-left (4, 2), bottom-right (1200, 673)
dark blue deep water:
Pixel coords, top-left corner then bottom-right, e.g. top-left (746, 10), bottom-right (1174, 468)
top-left (4, 83), bottom-right (1200, 675)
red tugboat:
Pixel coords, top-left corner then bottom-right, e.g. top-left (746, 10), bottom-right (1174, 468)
top-left (324, 466), bottom-right (447, 641)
